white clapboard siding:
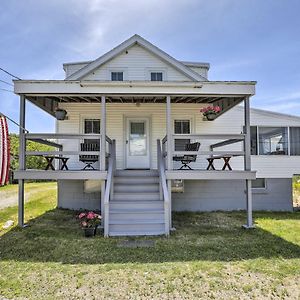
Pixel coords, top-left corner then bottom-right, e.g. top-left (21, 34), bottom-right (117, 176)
top-left (57, 104), bottom-right (300, 178)
top-left (80, 44), bottom-right (191, 81)
top-left (64, 61), bottom-right (209, 80)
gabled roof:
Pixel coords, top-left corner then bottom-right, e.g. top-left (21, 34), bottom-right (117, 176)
top-left (66, 34), bottom-right (207, 81)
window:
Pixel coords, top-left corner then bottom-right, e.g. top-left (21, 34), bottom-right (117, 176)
top-left (250, 126), bottom-right (288, 155)
top-left (174, 120), bottom-right (191, 151)
top-left (84, 119), bottom-right (100, 145)
top-left (111, 72), bottom-right (123, 81)
top-left (252, 178), bottom-right (266, 189)
top-left (250, 126), bottom-right (258, 155)
top-left (258, 127), bottom-right (288, 155)
top-left (290, 127), bottom-right (300, 155)
top-left (150, 72), bottom-right (163, 81)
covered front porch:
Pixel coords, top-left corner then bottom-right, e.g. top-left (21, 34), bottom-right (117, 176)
top-left (14, 79), bottom-right (256, 235)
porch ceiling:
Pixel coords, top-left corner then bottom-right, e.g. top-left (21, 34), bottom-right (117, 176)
top-left (26, 94), bottom-right (245, 117)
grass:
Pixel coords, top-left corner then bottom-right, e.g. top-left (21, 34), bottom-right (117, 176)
top-left (0, 182), bottom-right (56, 231)
top-left (0, 181), bottom-right (55, 192)
top-left (0, 184), bottom-right (300, 299)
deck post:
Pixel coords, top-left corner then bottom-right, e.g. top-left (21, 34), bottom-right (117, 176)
top-left (166, 96), bottom-right (173, 229)
top-left (243, 96), bottom-right (255, 229)
top-left (101, 180), bottom-right (105, 226)
top-left (18, 95), bottom-right (26, 227)
top-left (100, 95), bottom-right (106, 171)
top-left (167, 179), bottom-right (172, 229)
top-left (100, 96), bottom-right (106, 227)
top-left (166, 96), bottom-right (172, 170)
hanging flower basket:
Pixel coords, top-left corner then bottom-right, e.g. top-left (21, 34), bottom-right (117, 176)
top-left (200, 106), bottom-right (221, 121)
top-left (55, 109), bottom-right (67, 120)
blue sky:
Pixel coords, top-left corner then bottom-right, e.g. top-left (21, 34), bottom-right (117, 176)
top-left (0, 0), bottom-right (300, 133)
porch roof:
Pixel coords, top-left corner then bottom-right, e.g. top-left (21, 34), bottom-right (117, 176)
top-left (13, 79), bottom-right (256, 117)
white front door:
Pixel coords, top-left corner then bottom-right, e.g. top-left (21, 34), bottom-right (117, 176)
top-left (126, 117), bottom-right (150, 169)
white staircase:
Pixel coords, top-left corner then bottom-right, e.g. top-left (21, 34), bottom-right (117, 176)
top-left (108, 170), bottom-right (166, 236)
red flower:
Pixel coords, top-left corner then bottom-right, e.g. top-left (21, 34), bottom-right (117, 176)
top-left (78, 213), bottom-right (86, 219)
top-left (87, 212), bottom-right (96, 220)
top-left (200, 105), bottom-right (221, 115)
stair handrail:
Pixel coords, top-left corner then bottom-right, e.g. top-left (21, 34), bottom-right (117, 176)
top-left (104, 139), bottom-right (116, 237)
top-left (157, 139), bottom-right (170, 235)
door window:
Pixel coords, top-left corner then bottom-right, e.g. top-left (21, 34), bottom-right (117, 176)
top-left (129, 121), bottom-right (147, 156)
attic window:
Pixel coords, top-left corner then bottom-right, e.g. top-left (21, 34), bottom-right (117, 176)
top-left (111, 72), bottom-right (123, 81)
top-left (151, 72), bottom-right (163, 81)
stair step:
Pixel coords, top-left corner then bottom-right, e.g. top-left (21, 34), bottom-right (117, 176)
top-left (110, 212), bottom-right (164, 222)
top-left (109, 219), bottom-right (164, 225)
top-left (114, 183), bottom-right (159, 193)
top-left (110, 200), bottom-right (164, 210)
top-left (115, 170), bottom-right (158, 177)
top-left (109, 223), bottom-right (165, 233)
top-left (114, 176), bottom-right (159, 184)
top-left (113, 192), bottom-right (160, 201)
top-left (109, 230), bottom-right (166, 237)
top-left (110, 209), bottom-right (164, 214)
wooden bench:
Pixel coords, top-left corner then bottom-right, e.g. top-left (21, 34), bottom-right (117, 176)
top-left (44, 156), bottom-right (69, 171)
top-left (206, 155), bottom-right (234, 171)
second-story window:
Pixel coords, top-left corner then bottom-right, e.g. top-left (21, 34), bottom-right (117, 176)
top-left (111, 72), bottom-right (123, 81)
top-left (150, 72), bottom-right (163, 81)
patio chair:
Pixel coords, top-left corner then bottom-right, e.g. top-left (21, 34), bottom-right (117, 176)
top-left (173, 142), bottom-right (200, 170)
top-left (79, 142), bottom-right (99, 170)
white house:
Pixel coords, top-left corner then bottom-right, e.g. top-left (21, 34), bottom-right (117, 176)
top-left (14, 34), bottom-right (298, 237)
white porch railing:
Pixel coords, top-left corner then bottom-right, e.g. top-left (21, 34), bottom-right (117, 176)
top-left (103, 139), bottom-right (116, 237)
top-left (23, 133), bottom-right (112, 171)
top-left (157, 139), bottom-right (170, 235)
top-left (162, 133), bottom-right (246, 170)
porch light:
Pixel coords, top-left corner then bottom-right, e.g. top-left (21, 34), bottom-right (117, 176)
top-left (55, 109), bottom-right (68, 120)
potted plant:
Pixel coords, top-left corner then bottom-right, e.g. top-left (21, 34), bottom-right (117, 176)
top-left (200, 105), bottom-right (221, 121)
top-left (55, 109), bottom-right (67, 120)
top-left (78, 211), bottom-right (101, 237)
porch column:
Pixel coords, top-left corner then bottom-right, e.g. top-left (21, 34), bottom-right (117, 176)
top-left (100, 96), bottom-right (106, 225)
top-left (243, 96), bottom-right (254, 228)
top-left (100, 95), bottom-right (106, 171)
top-left (166, 95), bottom-right (172, 170)
top-left (166, 95), bottom-right (173, 229)
top-left (18, 95), bottom-right (26, 227)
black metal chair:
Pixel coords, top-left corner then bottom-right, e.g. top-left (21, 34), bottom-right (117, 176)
top-left (79, 142), bottom-right (99, 170)
top-left (173, 142), bottom-right (200, 170)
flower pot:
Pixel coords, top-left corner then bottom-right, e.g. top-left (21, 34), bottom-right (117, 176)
top-left (55, 109), bottom-right (67, 120)
top-left (205, 113), bottom-right (217, 121)
top-left (83, 227), bottom-right (97, 237)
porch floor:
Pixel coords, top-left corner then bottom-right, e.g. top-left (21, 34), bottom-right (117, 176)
top-left (14, 170), bottom-right (108, 180)
top-left (166, 170), bottom-right (256, 180)
top-left (14, 169), bottom-right (255, 181)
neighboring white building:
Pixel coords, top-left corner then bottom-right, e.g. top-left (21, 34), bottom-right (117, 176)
top-left (14, 34), bottom-right (298, 237)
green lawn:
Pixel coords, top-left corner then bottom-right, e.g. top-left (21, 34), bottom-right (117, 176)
top-left (0, 185), bottom-right (299, 299)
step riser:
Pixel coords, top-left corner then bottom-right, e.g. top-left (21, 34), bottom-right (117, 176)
top-left (114, 177), bottom-right (159, 184)
top-left (110, 202), bottom-right (164, 210)
top-left (115, 170), bottom-right (158, 177)
top-left (114, 185), bottom-right (159, 193)
top-left (113, 193), bottom-right (160, 201)
top-left (109, 223), bottom-right (165, 233)
top-left (109, 213), bottom-right (164, 222)
top-left (109, 231), bottom-right (165, 237)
